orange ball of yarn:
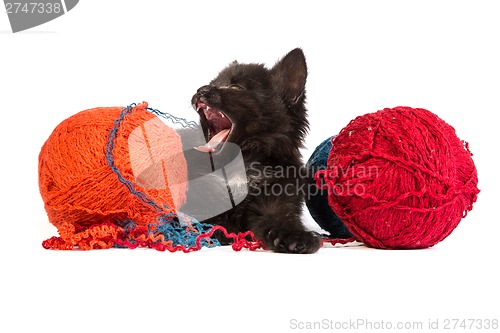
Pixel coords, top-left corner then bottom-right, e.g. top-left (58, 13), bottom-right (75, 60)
top-left (38, 102), bottom-right (187, 230)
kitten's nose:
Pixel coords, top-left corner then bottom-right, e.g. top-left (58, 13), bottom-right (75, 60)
top-left (197, 85), bottom-right (214, 94)
top-left (192, 84), bottom-right (221, 109)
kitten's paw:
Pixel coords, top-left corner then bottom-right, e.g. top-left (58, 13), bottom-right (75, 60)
top-left (266, 229), bottom-right (321, 254)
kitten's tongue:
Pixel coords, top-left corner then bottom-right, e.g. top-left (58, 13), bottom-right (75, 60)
top-left (194, 129), bottom-right (231, 153)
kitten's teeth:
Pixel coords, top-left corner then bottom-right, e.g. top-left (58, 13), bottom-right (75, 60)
top-left (220, 113), bottom-right (225, 118)
top-left (206, 106), bottom-right (211, 110)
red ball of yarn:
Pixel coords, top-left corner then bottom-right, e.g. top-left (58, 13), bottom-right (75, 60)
top-left (320, 106), bottom-right (479, 249)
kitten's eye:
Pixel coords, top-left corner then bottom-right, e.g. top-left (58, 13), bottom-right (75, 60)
top-left (228, 84), bottom-right (244, 90)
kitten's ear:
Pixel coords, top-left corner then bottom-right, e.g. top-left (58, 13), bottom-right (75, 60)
top-left (271, 48), bottom-right (307, 105)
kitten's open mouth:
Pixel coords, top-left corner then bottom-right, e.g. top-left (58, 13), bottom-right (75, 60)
top-left (194, 102), bottom-right (233, 153)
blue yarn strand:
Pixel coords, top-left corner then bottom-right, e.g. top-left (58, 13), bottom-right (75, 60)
top-left (106, 103), bottom-right (220, 250)
top-left (105, 104), bottom-right (164, 212)
top-left (147, 106), bottom-right (198, 129)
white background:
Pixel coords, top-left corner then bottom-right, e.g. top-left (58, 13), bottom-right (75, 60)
top-left (1, 1), bottom-right (498, 332)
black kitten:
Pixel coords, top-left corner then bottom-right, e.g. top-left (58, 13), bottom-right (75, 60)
top-left (182, 48), bottom-right (321, 254)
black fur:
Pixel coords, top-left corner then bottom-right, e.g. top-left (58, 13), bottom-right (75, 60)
top-left (184, 49), bottom-right (321, 254)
